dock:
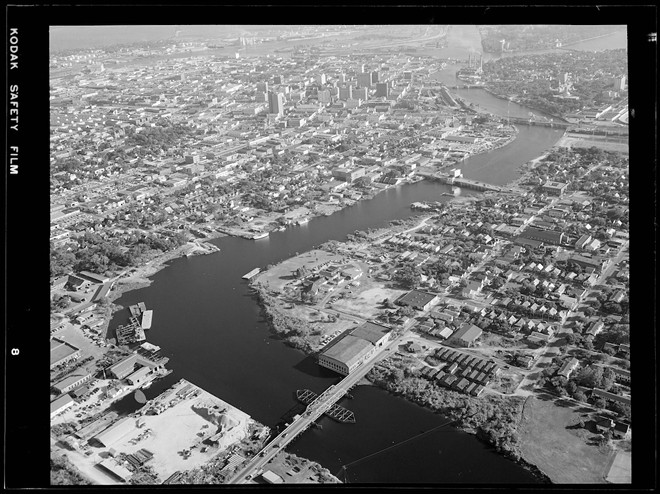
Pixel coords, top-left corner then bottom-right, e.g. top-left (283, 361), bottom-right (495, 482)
top-left (242, 268), bottom-right (261, 280)
top-left (141, 310), bottom-right (153, 330)
top-left (116, 320), bottom-right (146, 345)
top-left (296, 389), bottom-right (355, 423)
top-left (129, 302), bottom-right (147, 317)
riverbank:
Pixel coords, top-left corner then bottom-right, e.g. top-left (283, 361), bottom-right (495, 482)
top-left (110, 240), bottom-right (220, 297)
top-left (365, 363), bottom-right (552, 483)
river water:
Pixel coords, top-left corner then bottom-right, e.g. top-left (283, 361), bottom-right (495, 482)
top-left (105, 25), bottom-right (582, 484)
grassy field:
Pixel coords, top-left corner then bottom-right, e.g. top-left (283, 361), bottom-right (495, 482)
top-left (517, 394), bottom-right (614, 483)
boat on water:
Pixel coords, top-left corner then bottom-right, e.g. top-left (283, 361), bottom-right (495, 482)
top-left (442, 192), bottom-right (454, 197)
top-left (296, 218), bottom-right (309, 225)
top-left (252, 231), bottom-right (269, 239)
top-left (142, 381), bottom-right (152, 389)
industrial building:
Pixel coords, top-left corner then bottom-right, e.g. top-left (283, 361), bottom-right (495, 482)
top-left (318, 322), bottom-right (391, 375)
top-left (97, 459), bottom-right (133, 482)
top-left (541, 180), bottom-right (568, 196)
top-left (50, 394), bottom-right (75, 418)
top-left (450, 324), bottom-right (483, 347)
top-left (50, 338), bottom-right (81, 369)
top-left (396, 290), bottom-right (439, 312)
top-left (262, 470), bottom-right (284, 484)
top-left (92, 417), bottom-right (136, 448)
top-left (332, 166), bottom-right (365, 182)
top-left (518, 226), bottom-right (565, 246)
top-left (53, 371), bottom-right (94, 394)
top-left (107, 353), bottom-right (168, 380)
top-left (126, 366), bottom-right (151, 386)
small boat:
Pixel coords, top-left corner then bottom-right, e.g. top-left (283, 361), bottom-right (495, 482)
top-left (442, 192), bottom-right (454, 197)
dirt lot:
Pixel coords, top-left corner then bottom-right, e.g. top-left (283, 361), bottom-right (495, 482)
top-left (79, 380), bottom-right (254, 484)
top-left (517, 394), bottom-right (614, 483)
top-left (329, 281), bottom-right (407, 320)
top-left (255, 250), bottom-right (344, 293)
top-left (557, 134), bottom-right (628, 154)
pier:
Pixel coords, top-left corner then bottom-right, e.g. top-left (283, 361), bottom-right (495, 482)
top-left (242, 268), bottom-right (261, 280)
top-left (296, 389), bottom-right (356, 423)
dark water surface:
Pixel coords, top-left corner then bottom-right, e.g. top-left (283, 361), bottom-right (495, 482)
top-left (105, 25), bottom-right (573, 484)
top-left (110, 122), bottom-right (561, 483)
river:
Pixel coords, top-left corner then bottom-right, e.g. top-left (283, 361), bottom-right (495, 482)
top-left (106, 26), bottom-right (575, 484)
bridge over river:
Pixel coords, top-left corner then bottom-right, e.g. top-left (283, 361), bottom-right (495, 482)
top-left (227, 330), bottom-right (407, 484)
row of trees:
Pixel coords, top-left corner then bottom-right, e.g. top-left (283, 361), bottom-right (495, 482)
top-left (368, 362), bottom-right (525, 459)
top-left (50, 230), bottom-right (188, 280)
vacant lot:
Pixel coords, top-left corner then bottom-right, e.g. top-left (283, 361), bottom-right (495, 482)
top-left (330, 281), bottom-right (406, 320)
top-left (559, 134), bottom-right (628, 154)
top-left (255, 250), bottom-right (344, 293)
top-left (517, 395), bottom-right (613, 483)
top-left (79, 380), bottom-right (253, 484)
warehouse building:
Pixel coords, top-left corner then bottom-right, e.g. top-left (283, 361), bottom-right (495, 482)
top-left (50, 338), bottom-right (81, 369)
top-left (396, 290), bottom-right (439, 312)
top-left (50, 394), bottom-right (75, 419)
top-left (97, 459), bottom-right (133, 482)
top-left (126, 366), bottom-right (151, 386)
top-left (93, 417), bottom-right (136, 448)
top-left (541, 180), bottom-right (568, 196)
top-left (53, 371), bottom-right (94, 394)
top-left (318, 322), bottom-right (392, 375)
top-left (450, 324), bottom-right (483, 347)
top-left (108, 353), bottom-right (167, 380)
top-left (518, 226), bottom-right (565, 246)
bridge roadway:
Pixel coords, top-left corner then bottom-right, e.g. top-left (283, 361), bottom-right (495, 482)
top-left (226, 330), bottom-right (409, 484)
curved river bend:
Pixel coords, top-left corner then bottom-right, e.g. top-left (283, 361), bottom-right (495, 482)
top-left (109, 27), bottom-right (571, 484)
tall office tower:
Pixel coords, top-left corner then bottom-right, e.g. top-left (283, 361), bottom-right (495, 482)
top-left (360, 64), bottom-right (366, 73)
top-left (375, 82), bottom-right (389, 98)
top-left (338, 86), bottom-right (353, 101)
top-left (273, 75), bottom-right (282, 85)
top-left (613, 75), bottom-right (626, 91)
top-left (268, 91), bottom-right (285, 116)
top-left (318, 89), bottom-right (332, 104)
top-left (255, 92), bottom-right (267, 102)
top-left (256, 82), bottom-right (269, 93)
top-left (339, 73), bottom-right (346, 83)
top-left (371, 71), bottom-right (379, 84)
top-left (354, 87), bottom-right (368, 101)
top-left (357, 72), bottom-right (372, 88)
top-left (317, 73), bottom-right (326, 85)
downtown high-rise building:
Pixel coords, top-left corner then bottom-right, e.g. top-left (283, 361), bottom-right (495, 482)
top-left (318, 89), bottom-right (332, 104)
top-left (357, 72), bottom-right (372, 88)
top-left (353, 87), bottom-right (368, 101)
top-left (268, 91), bottom-right (285, 116)
top-left (256, 82), bottom-right (269, 93)
top-left (338, 86), bottom-right (353, 101)
top-left (375, 82), bottom-right (389, 98)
